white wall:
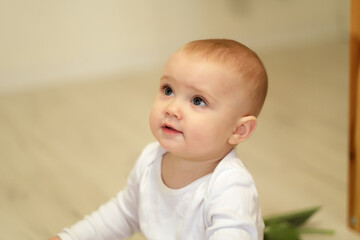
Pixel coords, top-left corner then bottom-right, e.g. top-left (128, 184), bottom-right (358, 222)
top-left (0, 0), bottom-right (349, 92)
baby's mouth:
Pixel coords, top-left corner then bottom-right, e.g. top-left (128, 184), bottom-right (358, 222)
top-left (162, 124), bottom-right (183, 134)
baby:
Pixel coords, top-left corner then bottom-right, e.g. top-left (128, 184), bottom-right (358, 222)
top-left (50, 39), bottom-right (268, 240)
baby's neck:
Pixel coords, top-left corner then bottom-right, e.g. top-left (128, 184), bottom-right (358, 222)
top-left (161, 152), bottom-right (222, 189)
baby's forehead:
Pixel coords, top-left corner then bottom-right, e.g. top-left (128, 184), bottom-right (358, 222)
top-left (176, 47), bottom-right (260, 76)
top-left (168, 51), bottom-right (253, 86)
top-left (167, 54), bottom-right (253, 97)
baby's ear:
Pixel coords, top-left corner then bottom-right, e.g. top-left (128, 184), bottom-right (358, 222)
top-left (228, 116), bottom-right (257, 145)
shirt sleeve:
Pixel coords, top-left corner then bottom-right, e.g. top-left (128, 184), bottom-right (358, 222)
top-left (58, 167), bottom-right (140, 240)
top-left (58, 143), bottom-right (159, 240)
top-left (204, 167), bottom-right (264, 240)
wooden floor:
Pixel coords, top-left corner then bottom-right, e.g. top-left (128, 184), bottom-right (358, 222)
top-left (1, 40), bottom-right (360, 240)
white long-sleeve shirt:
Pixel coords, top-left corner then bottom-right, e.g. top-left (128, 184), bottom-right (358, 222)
top-left (59, 142), bottom-right (264, 240)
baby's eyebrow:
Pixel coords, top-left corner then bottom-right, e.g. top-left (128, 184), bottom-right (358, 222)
top-left (160, 75), bottom-right (174, 84)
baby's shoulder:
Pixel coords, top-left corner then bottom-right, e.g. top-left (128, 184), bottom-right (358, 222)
top-left (213, 154), bottom-right (255, 185)
top-left (203, 156), bottom-right (260, 214)
top-left (205, 153), bottom-right (258, 200)
top-left (202, 153), bottom-right (263, 237)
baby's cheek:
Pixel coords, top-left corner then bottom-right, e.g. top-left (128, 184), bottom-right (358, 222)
top-left (188, 125), bottom-right (212, 144)
top-left (149, 108), bottom-right (160, 132)
top-left (192, 122), bottom-right (230, 144)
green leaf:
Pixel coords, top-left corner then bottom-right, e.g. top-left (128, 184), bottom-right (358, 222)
top-left (298, 227), bottom-right (335, 235)
top-left (264, 206), bottom-right (321, 227)
top-left (264, 222), bottom-right (300, 240)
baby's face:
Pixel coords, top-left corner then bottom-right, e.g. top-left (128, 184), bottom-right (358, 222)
top-left (149, 52), bottom-right (247, 161)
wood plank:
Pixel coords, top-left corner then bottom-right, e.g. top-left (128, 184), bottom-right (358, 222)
top-left (349, 0), bottom-right (360, 232)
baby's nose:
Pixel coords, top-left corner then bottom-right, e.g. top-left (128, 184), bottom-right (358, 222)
top-left (165, 100), bottom-right (183, 120)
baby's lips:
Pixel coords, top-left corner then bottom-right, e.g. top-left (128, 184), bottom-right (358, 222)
top-left (162, 123), bottom-right (183, 133)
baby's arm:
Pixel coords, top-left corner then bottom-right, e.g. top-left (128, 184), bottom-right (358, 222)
top-left (50, 167), bottom-right (141, 240)
top-left (48, 143), bottom-right (156, 240)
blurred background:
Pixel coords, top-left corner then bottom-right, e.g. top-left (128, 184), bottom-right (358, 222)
top-left (1, 0), bottom-right (359, 239)
top-left (0, 0), bottom-right (349, 92)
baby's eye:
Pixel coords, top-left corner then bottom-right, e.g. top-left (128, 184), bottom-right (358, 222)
top-left (163, 86), bottom-right (174, 96)
top-left (192, 97), bottom-right (207, 107)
